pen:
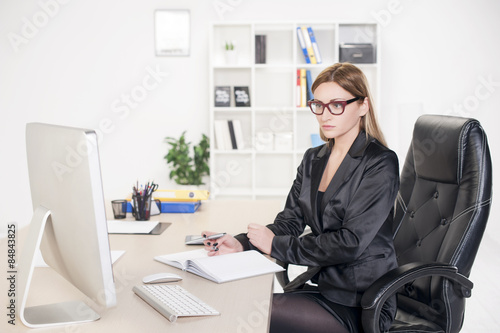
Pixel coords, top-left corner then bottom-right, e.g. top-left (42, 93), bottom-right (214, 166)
top-left (204, 233), bottom-right (226, 240)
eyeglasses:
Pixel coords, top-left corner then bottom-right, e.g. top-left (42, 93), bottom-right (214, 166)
top-left (308, 97), bottom-right (361, 115)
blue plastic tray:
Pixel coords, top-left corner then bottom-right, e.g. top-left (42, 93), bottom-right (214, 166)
top-left (127, 201), bottom-right (201, 214)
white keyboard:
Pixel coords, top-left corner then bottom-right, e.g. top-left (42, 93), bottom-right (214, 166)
top-left (133, 284), bottom-right (220, 322)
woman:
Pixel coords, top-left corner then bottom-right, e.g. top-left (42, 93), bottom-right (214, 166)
top-left (203, 63), bottom-right (399, 333)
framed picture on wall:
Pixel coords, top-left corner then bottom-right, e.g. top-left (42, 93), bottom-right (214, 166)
top-left (154, 10), bottom-right (190, 56)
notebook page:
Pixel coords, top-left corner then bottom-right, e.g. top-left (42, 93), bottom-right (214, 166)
top-left (189, 250), bottom-right (284, 283)
top-left (155, 248), bottom-right (208, 270)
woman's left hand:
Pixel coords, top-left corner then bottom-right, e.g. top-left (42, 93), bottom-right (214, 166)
top-left (247, 223), bottom-right (275, 255)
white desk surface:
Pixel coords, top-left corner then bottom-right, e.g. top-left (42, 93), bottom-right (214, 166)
top-left (1, 200), bottom-right (284, 333)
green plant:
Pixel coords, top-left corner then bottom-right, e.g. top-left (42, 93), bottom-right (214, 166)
top-left (164, 131), bottom-right (210, 185)
top-left (225, 41), bottom-right (234, 51)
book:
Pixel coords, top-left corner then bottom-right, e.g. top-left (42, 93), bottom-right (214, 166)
top-left (296, 27), bottom-right (310, 63)
top-left (227, 120), bottom-right (238, 149)
top-left (232, 119), bottom-right (245, 149)
top-left (307, 27), bottom-right (322, 64)
top-left (154, 249), bottom-right (284, 284)
top-left (234, 86), bottom-right (251, 107)
top-left (301, 26), bottom-right (317, 64)
top-left (214, 119), bottom-right (231, 150)
top-left (261, 35), bottom-right (266, 63)
top-left (255, 35), bottom-right (261, 63)
top-left (255, 34), bottom-right (266, 64)
top-left (214, 119), bottom-right (245, 150)
top-left (214, 86), bottom-right (231, 107)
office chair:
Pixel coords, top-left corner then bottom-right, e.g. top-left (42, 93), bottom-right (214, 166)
top-left (277, 115), bottom-right (493, 333)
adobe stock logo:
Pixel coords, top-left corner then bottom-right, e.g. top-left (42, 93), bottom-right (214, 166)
top-left (7, 0), bottom-right (72, 52)
top-left (447, 75), bottom-right (500, 117)
top-left (213, 0), bottom-right (243, 20)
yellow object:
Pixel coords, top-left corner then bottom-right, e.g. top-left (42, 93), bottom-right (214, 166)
top-left (301, 26), bottom-right (317, 64)
top-left (153, 189), bottom-right (210, 202)
top-left (300, 68), bottom-right (307, 107)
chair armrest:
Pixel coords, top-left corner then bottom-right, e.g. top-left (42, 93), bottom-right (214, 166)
top-left (360, 262), bottom-right (473, 333)
top-left (275, 260), bottom-right (290, 287)
top-left (274, 227), bottom-right (312, 289)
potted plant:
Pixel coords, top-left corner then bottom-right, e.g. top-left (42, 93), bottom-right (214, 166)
top-left (224, 40), bottom-right (237, 64)
top-left (164, 131), bottom-right (210, 186)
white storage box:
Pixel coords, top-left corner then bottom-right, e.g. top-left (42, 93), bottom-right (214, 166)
top-left (274, 132), bottom-right (293, 151)
top-left (256, 131), bottom-right (274, 151)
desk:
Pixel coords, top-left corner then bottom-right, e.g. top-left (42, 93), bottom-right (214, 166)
top-left (1, 200), bottom-right (284, 333)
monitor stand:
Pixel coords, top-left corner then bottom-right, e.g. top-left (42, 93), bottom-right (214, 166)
top-left (17, 206), bottom-right (100, 328)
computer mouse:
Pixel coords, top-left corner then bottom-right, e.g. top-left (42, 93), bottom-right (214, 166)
top-left (142, 273), bottom-right (183, 284)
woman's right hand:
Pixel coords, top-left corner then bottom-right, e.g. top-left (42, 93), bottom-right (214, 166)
top-left (201, 231), bottom-right (244, 256)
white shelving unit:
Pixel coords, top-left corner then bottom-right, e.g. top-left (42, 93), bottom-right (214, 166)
top-left (209, 21), bottom-right (380, 199)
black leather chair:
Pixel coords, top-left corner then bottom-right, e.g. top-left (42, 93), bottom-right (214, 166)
top-left (361, 115), bottom-right (492, 332)
top-left (277, 115), bottom-right (493, 333)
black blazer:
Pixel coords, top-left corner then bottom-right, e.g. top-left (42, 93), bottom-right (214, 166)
top-left (238, 131), bottom-right (399, 307)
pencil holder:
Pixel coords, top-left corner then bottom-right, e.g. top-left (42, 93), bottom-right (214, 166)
top-left (132, 194), bottom-right (152, 221)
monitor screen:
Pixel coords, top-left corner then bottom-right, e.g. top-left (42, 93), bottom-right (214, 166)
top-left (19, 122), bottom-right (116, 328)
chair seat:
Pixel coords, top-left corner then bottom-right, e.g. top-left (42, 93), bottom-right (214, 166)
top-left (390, 308), bottom-right (444, 333)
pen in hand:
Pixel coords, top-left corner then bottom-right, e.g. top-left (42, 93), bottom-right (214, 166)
top-left (203, 232), bottom-right (244, 256)
top-left (203, 233), bottom-right (226, 251)
top-left (202, 232), bottom-right (226, 241)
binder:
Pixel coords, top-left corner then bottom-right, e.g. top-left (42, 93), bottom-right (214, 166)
top-left (300, 69), bottom-right (307, 107)
top-left (307, 27), bottom-right (322, 64)
top-left (153, 189), bottom-right (209, 202)
top-left (301, 27), bottom-right (317, 64)
top-left (296, 69), bottom-right (302, 107)
top-left (255, 35), bottom-right (266, 64)
top-left (306, 70), bottom-right (314, 101)
top-left (296, 27), bottom-right (310, 64)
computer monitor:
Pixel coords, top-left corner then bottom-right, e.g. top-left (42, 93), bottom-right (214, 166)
top-left (18, 122), bottom-right (116, 328)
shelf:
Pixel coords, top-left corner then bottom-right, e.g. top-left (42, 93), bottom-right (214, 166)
top-left (212, 64), bottom-right (253, 69)
top-left (254, 64), bottom-right (295, 69)
top-left (213, 107), bottom-right (252, 112)
top-left (255, 150), bottom-right (294, 155)
top-left (254, 107), bottom-right (295, 112)
top-left (212, 149), bottom-right (253, 155)
top-left (209, 21), bottom-right (380, 199)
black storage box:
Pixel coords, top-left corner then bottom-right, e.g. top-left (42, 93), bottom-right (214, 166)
top-left (339, 43), bottom-right (375, 64)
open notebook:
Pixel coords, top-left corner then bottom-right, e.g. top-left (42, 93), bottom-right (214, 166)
top-left (154, 249), bottom-right (284, 283)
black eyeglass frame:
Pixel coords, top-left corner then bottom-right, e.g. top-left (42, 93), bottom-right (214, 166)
top-left (307, 96), bottom-right (362, 115)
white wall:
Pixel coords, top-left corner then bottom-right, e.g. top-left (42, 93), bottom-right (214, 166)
top-left (1, 0), bottom-right (499, 242)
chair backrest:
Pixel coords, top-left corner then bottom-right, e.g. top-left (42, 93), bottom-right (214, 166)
top-left (393, 115), bottom-right (492, 332)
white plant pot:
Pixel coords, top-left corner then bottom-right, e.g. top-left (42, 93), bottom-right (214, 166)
top-left (225, 50), bottom-right (237, 64)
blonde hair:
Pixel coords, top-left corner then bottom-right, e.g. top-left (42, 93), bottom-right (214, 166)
top-left (311, 63), bottom-right (387, 147)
